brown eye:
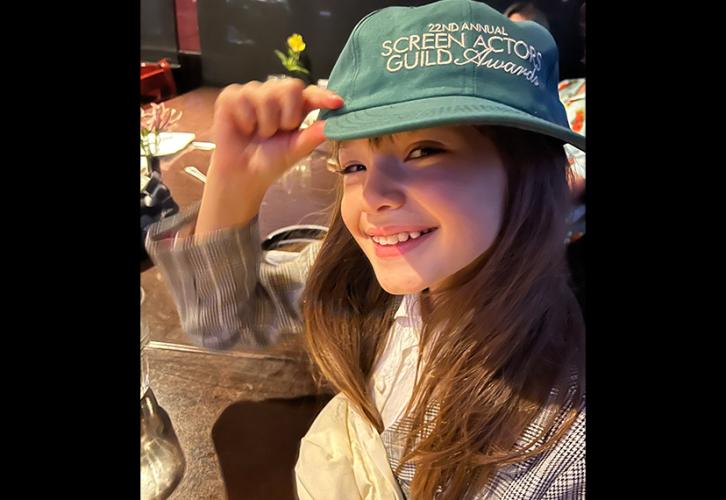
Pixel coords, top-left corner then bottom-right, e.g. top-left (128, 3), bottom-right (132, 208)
top-left (326, 159), bottom-right (365, 175)
top-left (407, 146), bottom-right (443, 160)
top-left (339, 163), bottom-right (366, 175)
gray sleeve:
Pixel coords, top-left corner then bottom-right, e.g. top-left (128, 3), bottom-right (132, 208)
top-left (145, 201), bottom-right (320, 350)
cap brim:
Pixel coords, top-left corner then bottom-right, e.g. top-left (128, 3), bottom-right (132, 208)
top-left (323, 95), bottom-right (585, 152)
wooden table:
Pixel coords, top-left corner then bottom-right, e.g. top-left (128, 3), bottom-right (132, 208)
top-left (141, 87), bottom-right (338, 499)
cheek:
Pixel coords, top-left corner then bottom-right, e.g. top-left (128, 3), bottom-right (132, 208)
top-left (340, 193), bottom-right (361, 240)
top-left (426, 167), bottom-right (506, 249)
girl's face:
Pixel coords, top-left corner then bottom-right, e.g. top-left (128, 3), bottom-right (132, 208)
top-left (337, 125), bottom-right (507, 294)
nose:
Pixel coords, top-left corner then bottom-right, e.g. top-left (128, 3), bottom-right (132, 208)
top-left (359, 158), bottom-right (405, 213)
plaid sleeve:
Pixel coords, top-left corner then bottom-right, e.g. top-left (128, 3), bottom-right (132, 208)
top-left (542, 455), bottom-right (586, 500)
top-left (145, 201), bottom-right (320, 350)
top-left (482, 403), bottom-right (586, 500)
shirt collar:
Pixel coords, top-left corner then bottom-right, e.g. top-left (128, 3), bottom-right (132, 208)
top-left (393, 294), bottom-right (423, 332)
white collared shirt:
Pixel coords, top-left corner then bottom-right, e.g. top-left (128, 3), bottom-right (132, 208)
top-left (369, 294), bottom-right (422, 430)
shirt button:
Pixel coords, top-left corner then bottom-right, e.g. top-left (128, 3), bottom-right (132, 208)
top-left (375, 378), bottom-right (386, 393)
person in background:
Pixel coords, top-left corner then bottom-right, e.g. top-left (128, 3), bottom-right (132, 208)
top-left (505, 1), bottom-right (586, 320)
top-left (505, 1), bottom-right (586, 236)
top-left (556, 2), bottom-right (586, 207)
top-left (503, 2), bottom-right (550, 30)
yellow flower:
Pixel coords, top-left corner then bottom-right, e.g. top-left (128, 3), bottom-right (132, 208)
top-left (287, 33), bottom-right (306, 53)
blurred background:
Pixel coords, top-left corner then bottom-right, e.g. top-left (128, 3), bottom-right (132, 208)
top-left (141, 0), bottom-right (585, 102)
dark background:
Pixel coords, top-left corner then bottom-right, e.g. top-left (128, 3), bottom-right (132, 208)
top-left (141, 0), bottom-right (586, 93)
top-left (141, 0), bottom-right (180, 64)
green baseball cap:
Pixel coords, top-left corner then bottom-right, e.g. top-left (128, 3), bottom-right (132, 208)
top-left (321, 0), bottom-right (585, 152)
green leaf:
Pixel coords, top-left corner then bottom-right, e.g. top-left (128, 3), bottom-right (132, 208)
top-left (274, 50), bottom-right (288, 65)
top-left (289, 65), bottom-right (309, 74)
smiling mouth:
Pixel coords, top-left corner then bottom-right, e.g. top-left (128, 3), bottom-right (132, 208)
top-left (369, 227), bottom-right (438, 246)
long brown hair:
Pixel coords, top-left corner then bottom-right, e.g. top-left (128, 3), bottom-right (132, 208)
top-left (302, 126), bottom-right (585, 498)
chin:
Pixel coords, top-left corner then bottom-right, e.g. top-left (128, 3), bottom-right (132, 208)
top-left (373, 272), bottom-right (430, 296)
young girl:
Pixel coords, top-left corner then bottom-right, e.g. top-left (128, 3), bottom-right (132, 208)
top-left (147, 0), bottom-right (586, 498)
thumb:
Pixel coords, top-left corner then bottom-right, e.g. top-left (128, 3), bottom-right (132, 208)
top-left (286, 120), bottom-right (327, 164)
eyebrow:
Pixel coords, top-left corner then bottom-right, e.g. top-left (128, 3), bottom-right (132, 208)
top-left (341, 128), bottom-right (454, 154)
top-left (338, 135), bottom-right (395, 152)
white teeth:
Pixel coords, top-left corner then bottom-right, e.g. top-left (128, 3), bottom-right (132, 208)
top-left (371, 229), bottom-right (434, 245)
